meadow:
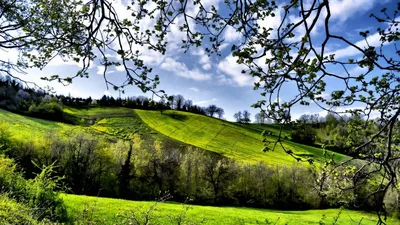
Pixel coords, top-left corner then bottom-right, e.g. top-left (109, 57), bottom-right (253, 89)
top-left (63, 194), bottom-right (395, 225)
top-left (135, 110), bottom-right (347, 165)
top-left (0, 107), bottom-right (346, 166)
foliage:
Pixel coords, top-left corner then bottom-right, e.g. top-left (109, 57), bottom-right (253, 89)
top-left (0, 78), bottom-right (215, 123)
top-left (290, 123), bottom-right (316, 146)
top-left (0, 155), bottom-right (68, 222)
top-left (0, 195), bottom-right (40, 225)
top-left (233, 110), bottom-right (251, 123)
top-left (29, 101), bottom-right (64, 121)
top-left (205, 105), bottom-right (224, 119)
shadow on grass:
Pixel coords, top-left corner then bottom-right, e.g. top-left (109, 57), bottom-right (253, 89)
top-left (165, 112), bottom-right (189, 121)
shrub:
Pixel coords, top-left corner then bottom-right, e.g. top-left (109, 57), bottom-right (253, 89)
top-left (29, 101), bottom-right (63, 121)
top-left (0, 195), bottom-right (39, 225)
top-left (28, 164), bottom-right (68, 222)
top-left (290, 123), bottom-right (316, 145)
top-left (0, 155), bottom-right (68, 222)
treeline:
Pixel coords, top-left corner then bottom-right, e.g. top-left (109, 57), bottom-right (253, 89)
top-left (97, 94), bottom-right (225, 118)
top-left (0, 76), bottom-right (225, 121)
top-left (288, 113), bottom-right (390, 157)
top-left (0, 126), bottom-right (393, 213)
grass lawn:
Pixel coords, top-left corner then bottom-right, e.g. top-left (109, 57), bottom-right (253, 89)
top-left (63, 194), bottom-right (395, 225)
top-left (135, 110), bottom-right (348, 165)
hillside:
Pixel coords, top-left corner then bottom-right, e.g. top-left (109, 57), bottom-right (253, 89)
top-left (63, 194), bottom-right (395, 225)
top-left (136, 109), bottom-right (347, 164)
top-left (0, 107), bottom-right (348, 166)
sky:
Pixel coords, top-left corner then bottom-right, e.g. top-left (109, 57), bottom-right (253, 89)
top-left (2, 0), bottom-right (398, 121)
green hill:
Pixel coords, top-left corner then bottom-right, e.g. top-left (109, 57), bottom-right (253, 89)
top-left (63, 194), bottom-right (393, 225)
top-left (0, 107), bottom-right (347, 166)
top-left (136, 110), bottom-right (347, 165)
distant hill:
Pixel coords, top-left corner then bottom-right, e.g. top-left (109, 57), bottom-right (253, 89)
top-left (136, 109), bottom-right (347, 165)
top-left (0, 107), bottom-right (348, 166)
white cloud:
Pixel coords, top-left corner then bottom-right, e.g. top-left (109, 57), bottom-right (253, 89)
top-left (115, 65), bottom-right (125, 72)
top-left (191, 48), bottom-right (213, 71)
top-left (315, 92), bottom-right (330, 99)
top-left (217, 55), bottom-right (256, 86)
top-left (96, 65), bottom-right (115, 75)
top-left (219, 43), bottom-right (230, 51)
top-left (189, 87), bottom-right (199, 92)
top-left (223, 26), bottom-right (242, 42)
top-left (257, 8), bottom-right (283, 39)
top-left (194, 98), bottom-right (218, 105)
top-left (329, 0), bottom-right (377, 22)
top-left (327, 31), bottom-right (383, 59)
top-left (104, 90), bottom-right (111, 96)
top-left (160, 58), bottom-right (211, 81)
top-left (285, 0), bottom-right (379, 40)
top-left (202, 63), bottom-right (212, 70)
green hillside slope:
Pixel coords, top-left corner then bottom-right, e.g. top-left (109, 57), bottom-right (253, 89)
top-left (136, 110), bottom-right (347, 164)
top-left (63, 194), bottom-right (393, 225)
top-left (0, 107), bottom-right (348, 166)
top-left (0, 108), bottom-right (79, 142)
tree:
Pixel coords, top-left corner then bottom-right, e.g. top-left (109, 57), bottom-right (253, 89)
top-left (167, 95), bottom-right (175, 109)
top-left (184, 99), bottom-right (193, 111)
top-left (291, 123), bottom-right (317, 145)
top-left (242, 110), bottom-right (251, 123)
top-left (233, 111), bottom-right (242, 123)
top-left (203, 156), bottom-right (236, 204)
top-left (216, 107), bottom-right (225, 119)
top-left (125, 0), bottom-right (398, 220)
top-left (174, 94), bottom-right (185, 110)
top-left (255, 112), bottom-right (267, 124)
top-left (1, 0), bottom-right (162, 93)
top-left (205, 104), bottom-right (218, 117)
top-left (118, 141), bottom-right (134, 198)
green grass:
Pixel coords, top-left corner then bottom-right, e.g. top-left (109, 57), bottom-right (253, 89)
top-left (0, 107), bottom-right (348, 165)
top-left (0, 107), bottom-right (151, 141)
top-left (64, 106), bottom-right (136, 120)
top-left (0, 108), bottom-right (81, 142)
top-left (63, 194), bottom-right (396, 225)
top-left (135, 110), bottom-right (347, 165)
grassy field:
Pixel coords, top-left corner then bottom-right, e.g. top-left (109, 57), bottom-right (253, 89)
top-left (0, 107), bottom-right (153, 141)
top-left (0, 108), bottom-right (81, 142)
top-left (63, 194), bottom-right (395, 225)
top-left (135, 110), bottom-right (347, 164)
top-left (0, 107), bottom-right (348, 165)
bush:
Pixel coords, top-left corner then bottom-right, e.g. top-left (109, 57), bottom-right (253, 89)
top-left (29, 101), bottom-right (63, 121)
top-left (0, 195), bottom-right (39, 225)
top-left (0, 155), bottom-right (68, 222)
top-left (290, 123), bottom-right (316, 145)
top-left (28, 164), bottom-right (68, 222)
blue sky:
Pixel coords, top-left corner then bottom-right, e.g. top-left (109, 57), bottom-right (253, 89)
top-left (4, 0), bottom-right (398, 121)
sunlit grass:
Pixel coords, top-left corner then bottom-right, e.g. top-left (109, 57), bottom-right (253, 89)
top-left (135, 110), bottom-right (348, 165)
top-left (63, 194), bottom-right (394, 225)
top-left (0, 107), bottom-right (348, 166)
top-left (0, 108), bottom-right (80, 142)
